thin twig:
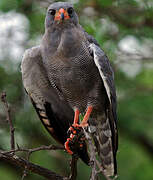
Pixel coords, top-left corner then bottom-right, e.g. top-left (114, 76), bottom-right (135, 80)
top-left (21, 168), bottom-right (28, 180)
top-left (69, 155), bottom-right (78, 180)
top-left (1, 92), bottom-right (15, 151)
top-left (21, 151), bottom-right (30, 180)
top-left (2, 144), bottom-right (64, 155)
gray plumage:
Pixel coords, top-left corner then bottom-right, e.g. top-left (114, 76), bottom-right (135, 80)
top-left (21, 46), bottom-right (74, 143)
top-left (21, 2), bottom-right (118, 176)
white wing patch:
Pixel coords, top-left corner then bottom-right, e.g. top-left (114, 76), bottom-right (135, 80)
top-left (90, 43), bottom-right (111, 103)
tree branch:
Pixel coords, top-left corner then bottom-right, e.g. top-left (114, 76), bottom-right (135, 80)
top-left (0, 92), bottom-right (68, 180)
top-left (2, 144), bottom-right (64, 158)
top-left (1, 92), bottom-right (15, 151)
top-left (0, 151), bottom-right (67, 180)
top-left (69, 155), bottom-right (78, 180)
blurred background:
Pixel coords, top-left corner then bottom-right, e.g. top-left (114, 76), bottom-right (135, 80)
top-left (0, 0), bottom-right (153, 179)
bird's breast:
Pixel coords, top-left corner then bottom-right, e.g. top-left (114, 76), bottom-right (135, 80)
top-left (43, 29), bottom-right (104, 111)
top-left (57, 28), bottom-right (85, 58)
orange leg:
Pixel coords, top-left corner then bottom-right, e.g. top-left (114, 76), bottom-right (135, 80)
top-left (68, 109), bottom-right (80, 131)
top-left (80, 106), bottom-right (93, 127)
top-left (65, 109), bottom-right (80, 154)
top-left (64, 107), bottom-right (93, 154)
top-left (74, 109), bottom-right (80, 124)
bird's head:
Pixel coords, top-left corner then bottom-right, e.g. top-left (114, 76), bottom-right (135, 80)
top-left (45, 2), bottom-right (79, 29)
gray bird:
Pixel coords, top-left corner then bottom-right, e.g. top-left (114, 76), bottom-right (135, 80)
top-left (21, 2), bottom-right (118, 177)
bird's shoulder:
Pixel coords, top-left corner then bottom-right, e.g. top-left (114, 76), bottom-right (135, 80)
top-left (21, 45), bottom-right (50, 94)
top-left (21, 46), bottom-right (46, 83)
top-left (21, 46), bottom-right (42, 71)
top-left (79, 25), bottom-right (114, 78)
top-left (78, 25), bottom-right (100, 47)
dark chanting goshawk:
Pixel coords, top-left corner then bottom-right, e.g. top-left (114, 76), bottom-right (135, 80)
top-left (21, 2), bottom-right (118, 177)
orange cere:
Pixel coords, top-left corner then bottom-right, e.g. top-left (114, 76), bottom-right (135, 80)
top-left (54, 8), bottom-right (70, 21)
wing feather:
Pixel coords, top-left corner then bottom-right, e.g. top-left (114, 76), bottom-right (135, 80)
top-left (21, 46), bottom-right (74, 144)
top-left (89, 43), bottom-right (117, 139)
top-left (89, 43), bottom-right (118, 175)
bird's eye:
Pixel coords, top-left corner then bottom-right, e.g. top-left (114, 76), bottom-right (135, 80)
top-left (67, 7), bottom-right (73, 15)
top-left (49, 9), bottom-right (56, 16)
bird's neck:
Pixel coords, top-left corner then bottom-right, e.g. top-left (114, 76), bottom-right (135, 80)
top-left (42, 25), bottom-right (84, 58)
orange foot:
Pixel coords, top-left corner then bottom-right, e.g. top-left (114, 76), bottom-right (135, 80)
top-left (64, 126), bottom-right (86, 154)
top-left (64, 106), bottom-right (93, 155)
top-left (64, 138), bottom-right (73, 155)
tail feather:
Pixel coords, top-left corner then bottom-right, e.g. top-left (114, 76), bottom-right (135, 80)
top-left (90, 114), bottom-right (116, 177)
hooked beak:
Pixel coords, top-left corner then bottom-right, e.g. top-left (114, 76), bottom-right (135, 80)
top-left (61, 12), bottom-right (64, 20)
top-left (54, 8), bottom-right (70, 21)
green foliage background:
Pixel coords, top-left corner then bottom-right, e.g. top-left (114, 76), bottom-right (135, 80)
top-left (0, 0), bottom-right (153, 179)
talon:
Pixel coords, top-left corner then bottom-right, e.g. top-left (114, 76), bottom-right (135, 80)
top-left (70, 134), bottom-right (74, 138)
top-left (72, 123), bottom-right (80, 128)
top-left (76, 123), bottom-right (89, 128)
top-left (68, 126), bottom-right (79, 136)
top-left (65, 138), bottom-right (73, 155)
top-left (73, 130), bottom-right (77, 134)
top-left (68, 126), bottom-right (74, 131)
top-left (80, 144), bottom-right (83, 148)
top-left (65, 108), bottom-right (91, 155)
